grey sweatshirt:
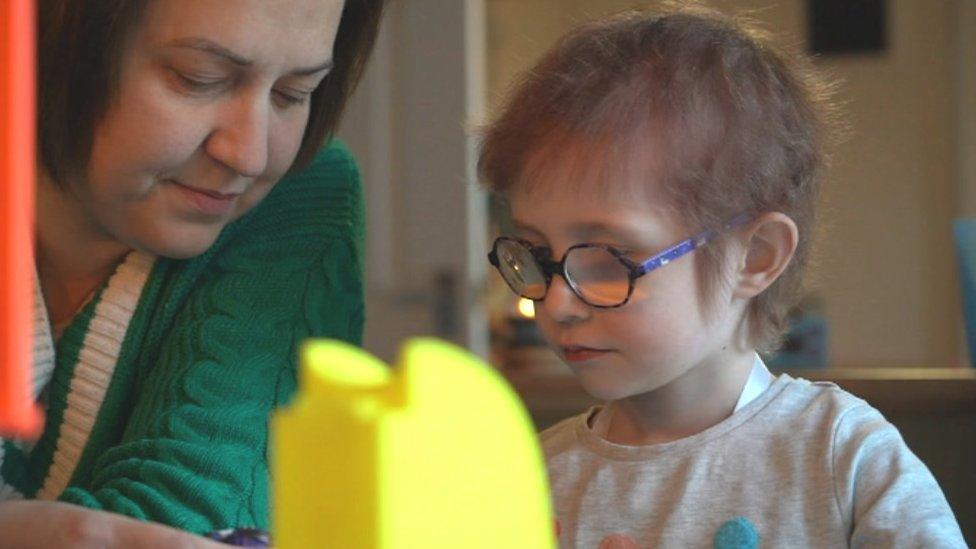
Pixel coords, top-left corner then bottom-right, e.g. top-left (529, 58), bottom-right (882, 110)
top-left (542, 375), bottom-right (966, 548)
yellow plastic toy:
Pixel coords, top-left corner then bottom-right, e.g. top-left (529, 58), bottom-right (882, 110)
top-left (272, 338), bottom-right (555, 549)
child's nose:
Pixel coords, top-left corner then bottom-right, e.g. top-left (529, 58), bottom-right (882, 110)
top-left (540, 274), bottom-right (590, 324)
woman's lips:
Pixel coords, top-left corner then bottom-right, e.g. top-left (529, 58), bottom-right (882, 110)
top-left (169, 179), bottom-right (241, 216)
top-left (561, 346), bottom-right (611, 363)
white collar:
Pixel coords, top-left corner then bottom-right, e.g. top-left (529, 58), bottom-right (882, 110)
top-left (732, 353), bottom-right (773, 413)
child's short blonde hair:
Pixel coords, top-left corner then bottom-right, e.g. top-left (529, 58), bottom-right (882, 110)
top-left (479, 6), bottom-right (837, 352)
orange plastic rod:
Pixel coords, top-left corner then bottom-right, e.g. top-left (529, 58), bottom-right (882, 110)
top-left (0, 0), bottom-right (40, 438)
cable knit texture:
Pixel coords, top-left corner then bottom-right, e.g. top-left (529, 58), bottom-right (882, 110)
top-left (0, 141), bottom-right (365, 533)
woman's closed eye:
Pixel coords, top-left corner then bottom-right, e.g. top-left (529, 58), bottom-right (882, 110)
top-left (272, 87), bottom-right (312, 108)
top-left (172, 70), bottom-right (229, 93)
top-left (170, 65), bottom-right (314, 107)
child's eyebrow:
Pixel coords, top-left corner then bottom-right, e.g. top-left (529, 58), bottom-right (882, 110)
top-left (510, 220), bottom-right (546, 239)
top-left (569, 221), bottom-right (642, 244)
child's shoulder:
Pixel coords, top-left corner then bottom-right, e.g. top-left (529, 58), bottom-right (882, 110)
top-left (765, 374), bottom-right (891, 440)
top-left (774, 374), bottom-right (869, 411)
top-left (774, 374), bottom-right (870, 410)
top-left (539, 410), bottom-right (590, 458)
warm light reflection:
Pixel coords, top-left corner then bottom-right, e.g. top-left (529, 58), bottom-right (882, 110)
top-left (517, 298), bottom-right (535, 319)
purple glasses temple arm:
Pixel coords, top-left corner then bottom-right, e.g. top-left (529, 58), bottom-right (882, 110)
top-left (635, 213), bottom-right (752, 276)
top-left (636, 233), bottom-right (710, 275)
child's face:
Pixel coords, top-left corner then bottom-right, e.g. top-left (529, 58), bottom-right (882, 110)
top-left (507, 172), bottom-right (744, 401)
top-left (77, 0), bottom-right (343, 258)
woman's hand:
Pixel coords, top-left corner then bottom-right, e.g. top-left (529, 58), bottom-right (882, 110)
top-left (0, 500), bottom-right (230, 548)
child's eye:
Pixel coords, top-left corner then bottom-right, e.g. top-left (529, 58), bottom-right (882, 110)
top-left (528, 244), bottom-right (552, 260)
top-left (596, 243), bottom-right (636, 257)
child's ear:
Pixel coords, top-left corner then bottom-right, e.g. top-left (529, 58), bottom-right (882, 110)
top-left (732, 212), bottom-right (798, 299)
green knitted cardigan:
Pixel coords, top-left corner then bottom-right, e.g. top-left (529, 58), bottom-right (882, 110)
top-left (0, 141), bottom-right (365, 533)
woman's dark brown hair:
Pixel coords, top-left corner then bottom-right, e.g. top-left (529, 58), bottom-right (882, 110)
top-left (38, 0), bottom-right (384, 186)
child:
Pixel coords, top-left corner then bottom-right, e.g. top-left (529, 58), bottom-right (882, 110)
top-left (480, 7), bottom-right (965, 548)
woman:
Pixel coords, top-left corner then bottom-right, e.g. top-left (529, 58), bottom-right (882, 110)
top-left (0, 0), bottom-right (383, 545)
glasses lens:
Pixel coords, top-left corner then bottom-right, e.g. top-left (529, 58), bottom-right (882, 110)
top-left (494, 240), bottom-right (547, 299)
top-left (564, 247), bottom-right (631, 306)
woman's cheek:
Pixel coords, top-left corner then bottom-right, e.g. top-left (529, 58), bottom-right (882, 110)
top-left (275, 106), bottom-right (311, 156)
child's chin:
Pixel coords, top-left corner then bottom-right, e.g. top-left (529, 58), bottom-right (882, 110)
top-left (578, 377), bottom-right (638, 402)
top-left (579, 374), bottom-right (667, 402)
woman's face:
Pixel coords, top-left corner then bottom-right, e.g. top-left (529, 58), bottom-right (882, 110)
top-left (80, 0), bottom-right (345, 258)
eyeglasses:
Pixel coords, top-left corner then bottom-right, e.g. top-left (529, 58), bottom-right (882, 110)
top-left (488, 215), bottom-right (748, 308)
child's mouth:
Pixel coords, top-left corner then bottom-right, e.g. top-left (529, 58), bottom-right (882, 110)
top-left (561, 346), bottom-right (610, 363)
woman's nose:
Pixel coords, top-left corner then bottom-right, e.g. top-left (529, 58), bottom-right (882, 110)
top-left (539, 274), bottom-right (590, 324)
top-left (205, 94), bottom-right (270, 178)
